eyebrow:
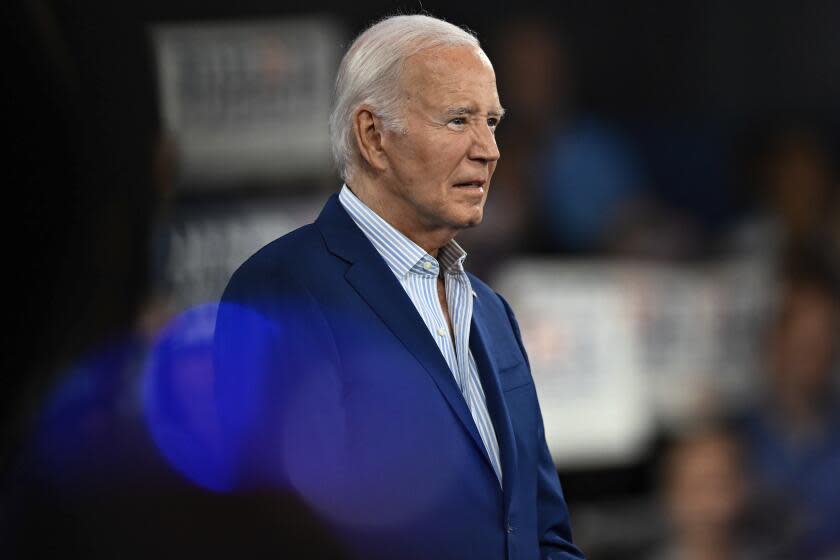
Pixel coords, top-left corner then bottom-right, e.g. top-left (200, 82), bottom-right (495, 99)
top-left (444, 105), bottom-right (506, 118)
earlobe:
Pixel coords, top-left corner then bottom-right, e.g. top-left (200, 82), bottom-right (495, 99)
top-left (353, 108), bottom-right (388, 173)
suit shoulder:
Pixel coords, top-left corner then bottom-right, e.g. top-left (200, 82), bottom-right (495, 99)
top-left (222, 224), bottom-right (323, 303)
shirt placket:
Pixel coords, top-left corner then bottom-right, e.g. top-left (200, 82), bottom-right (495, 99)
top-left (445, 270), bottom-right (469, 394)
top-left (418, 258), bottom-right (457, 385)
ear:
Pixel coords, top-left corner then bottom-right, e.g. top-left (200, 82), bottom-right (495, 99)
top-left (353, 107), bottom-right (389, 173)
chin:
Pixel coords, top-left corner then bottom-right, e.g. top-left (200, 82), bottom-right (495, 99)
top-left (459, 212), bottom-right (484, 229)
top-left (439, 205), bottom-right (485, 231)
top-left (469, 214), bottom-right (484, 227)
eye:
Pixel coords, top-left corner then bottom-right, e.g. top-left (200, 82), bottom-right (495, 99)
top-left (487, 117), bottom-right (500, 129)
top-left (449, 117), bottom-right (467, 126)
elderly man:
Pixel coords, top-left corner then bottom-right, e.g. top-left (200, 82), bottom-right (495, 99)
top-left (215, 14), bottom-right (584, 559)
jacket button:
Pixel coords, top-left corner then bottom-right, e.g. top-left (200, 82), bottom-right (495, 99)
top-left (505, 524), bottom-right (515, 534)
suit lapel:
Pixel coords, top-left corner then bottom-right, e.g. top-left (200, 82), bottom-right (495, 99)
top-left (315, 195), bottom-right (492, 472)
top-left (471, 295), bottom-right (519, 508)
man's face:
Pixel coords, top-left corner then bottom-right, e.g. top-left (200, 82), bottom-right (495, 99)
top-left (378, 45), bottom-right (502, 240)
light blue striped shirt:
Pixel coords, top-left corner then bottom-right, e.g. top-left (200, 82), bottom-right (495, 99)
top-left (339, 185), bottom-right (502, 484)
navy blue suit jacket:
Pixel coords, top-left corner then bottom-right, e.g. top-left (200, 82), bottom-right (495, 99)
top-left (215, 194), bottom-right (584, 559)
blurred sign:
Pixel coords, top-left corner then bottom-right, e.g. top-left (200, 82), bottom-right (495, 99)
top-left (496, 261), bottom-right (653, 468)
top-left (495, 259), bottom-right (772, 467)
top-left (163, 197), bottom-right (324, 309)
top-left (153, 19), bottom-right (343, 187)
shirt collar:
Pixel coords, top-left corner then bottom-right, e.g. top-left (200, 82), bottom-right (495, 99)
top-left (338, 184), bottom-right (468, 279)
top-left (437, 240), bottom-right (467, 274)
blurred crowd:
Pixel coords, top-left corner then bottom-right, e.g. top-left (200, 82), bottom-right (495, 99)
top-left (476, 17), bottom-right (839, 559)
top-left (3, 3), bottom-right (839, 559)
top-left (642, 253), bottom-right (840, 560)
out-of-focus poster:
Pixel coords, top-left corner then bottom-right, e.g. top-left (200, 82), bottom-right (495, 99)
top-left (496, 261), bottom-right (654, 468)
top-left (494, 258), bottom-right (772, 467)
top-left (153, 19), bottom-right (343, 187)
top-left (162, 197), bottom-right (323, 310)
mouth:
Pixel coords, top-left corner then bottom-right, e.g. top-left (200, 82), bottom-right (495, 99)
top-left (452, 179), bottom-right (486, 191)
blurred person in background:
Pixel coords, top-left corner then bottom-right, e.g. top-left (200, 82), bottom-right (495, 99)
top-left (215, 14), bottom-right (584, 560)
top-left (735, 249), bottom-right (840, 559)
top-left (2, 2), bottom-right (346, 557)
top-left (729, 126), bottom-right (838, 263)
top-left (647, 426), bottom-right (790, 560)
top-left (527, 23), bottom-right (652, 258)
top-left (460, 15), bottom-right (693, 270)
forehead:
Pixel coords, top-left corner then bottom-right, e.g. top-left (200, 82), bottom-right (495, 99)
top-left (401, 45), bottom-right (500, 109)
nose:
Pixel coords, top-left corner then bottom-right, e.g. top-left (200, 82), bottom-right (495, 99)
top-left (468, 123), bottom-right (500, 163)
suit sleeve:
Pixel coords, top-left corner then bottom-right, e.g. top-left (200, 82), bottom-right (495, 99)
top-left (214, 260), bottom-right (346, 490)
top-left (499, 296), bottom-right (586, 560)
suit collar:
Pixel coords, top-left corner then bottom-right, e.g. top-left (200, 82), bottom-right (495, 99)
top-left (315, 194), bottom-right (501, 485)
top-left (315, 193), bottom-right (372, 265)
top-left (471, 295), bottom-right (519, 512)
top-left (337, 185), bottom-right (425, 278)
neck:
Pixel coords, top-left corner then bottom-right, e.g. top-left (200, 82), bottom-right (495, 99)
top-left (346, 177), bottom-right (456, 257)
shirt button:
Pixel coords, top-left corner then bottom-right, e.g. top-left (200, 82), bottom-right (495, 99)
top-left (436, 327), bottom-right (447, 336)
top-left (423, 261), bottom-right (433, 270)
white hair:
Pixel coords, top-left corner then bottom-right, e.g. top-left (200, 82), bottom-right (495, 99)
top-left (329, 15), bottom-right (481, 181)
